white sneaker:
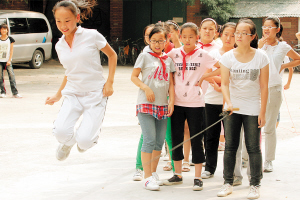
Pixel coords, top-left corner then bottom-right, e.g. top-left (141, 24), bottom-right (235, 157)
top-left (133, 169), bottom-right (143, 181)
top-left (152, 172), bottom-right (163, 186)
top-left (56, 144), bottom-right (74, 161)
top-left (0, 93), bottom-right (6, 98)
top-left (13, 94), bottom-right (22, 98)
top-left (233, 176), bottom-right (242, 186)
top-left (144, 176), bottom-right (160, 191)
top-left (264, 160), bottom-right (273, 172)
top-left (247, 185), bottom-right (260, 199)
top-left (77, 144), bottom-right (86, 153)
top-left (201, 171), bottom-right (214, 179)
top-left (217, 183), bottom-right (233, 197)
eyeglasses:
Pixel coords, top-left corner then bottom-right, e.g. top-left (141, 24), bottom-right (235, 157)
top-left (234, 32), bottom-right (252, 37)
top-left (150, 40), bottom-right (166, 44)
top-left (262, 26), bottom-right (278, 29)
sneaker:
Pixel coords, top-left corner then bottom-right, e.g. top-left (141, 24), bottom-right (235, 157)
top-left (77, 144), bottom-right (86, 153)
top-left (152, 172), bottom-right (163, 186)
top-left (144, 176), bottom-right (160, 191)
top-left (133, 169), bottom-right (143, 181)
top-left (233, 176), bottom-right (242, 186)
top-left (163, 174), bottom-right (183, 185)
top-left (247, 185), bottom-right (260, 199)
top-left (0, 93), bottom-right (6, 98)
top-left (56, 144), bottom-right (74, 161)
top-left (242, 158), bottom-right (248, 168)
top-left (217, 183), bottom-right (233, 197)
top-left (193, 179), bottom-right (203, 191)
top-left (201, 171), bottom-right (214, 179)
top-left (13, 94), bottom-right (22, 98)
top-left (264, 160), bottom-right (273, 172)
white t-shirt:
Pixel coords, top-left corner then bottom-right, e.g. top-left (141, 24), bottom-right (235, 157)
top-left (220, 49), bottom-right (270, 115)
top-left (280, 56), bottom-right (290, 77)
top-left (261, 41), bottom-right (292, 87)
top-left (205, 49), bottom-right (223, 105)
top-left (0, 36), bottom-right (15, 62)
top-left (134, 48), bottom-right (176, 106)
top-left (55, 26), bottom-right (107, 92)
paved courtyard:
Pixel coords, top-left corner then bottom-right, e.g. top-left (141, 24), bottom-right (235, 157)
top-left (0, 60), bottom-right (299, 200)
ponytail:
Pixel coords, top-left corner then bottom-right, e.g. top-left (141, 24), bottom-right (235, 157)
top-left (53, 0), bottom-right (97, 23)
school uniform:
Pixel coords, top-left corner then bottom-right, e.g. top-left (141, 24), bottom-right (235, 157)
top-left (220, 48), bottom-right (269, 186)
top-left (53, 26), bottom-right (108, 150)
top-left (168, 46), bottom-right (218, 164)
top-left (261, 42), bottom-right (291, 162)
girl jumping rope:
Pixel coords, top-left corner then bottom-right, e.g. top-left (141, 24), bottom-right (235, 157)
top-left (131, 26), bottom-right (175, 191)
top-left (218, 18), bottom-right (269, 199)
top-left (45, 0), bottom-right (117, 161)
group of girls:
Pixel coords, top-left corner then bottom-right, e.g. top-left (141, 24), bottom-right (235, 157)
top-left (44, 0), bottom-right (299, 199)
top-left (132, 16), bottom-right (300, 200)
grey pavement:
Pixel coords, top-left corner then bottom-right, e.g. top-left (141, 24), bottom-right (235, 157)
top-left (0, 60), bottom-right (300, 200)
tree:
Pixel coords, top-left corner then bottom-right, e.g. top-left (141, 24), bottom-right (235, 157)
top-left (179, 0), bottom-right (238, 24)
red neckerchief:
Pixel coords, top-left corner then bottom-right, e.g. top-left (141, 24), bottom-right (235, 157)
top-left (180, 48), bottom-right (199, 80)
top-left (199, 41), bottom-right (212, 49)
top-left (148, 52), bottom-right (168, 78)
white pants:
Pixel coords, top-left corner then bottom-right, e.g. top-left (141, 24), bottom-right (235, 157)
top-left (53, 89), bottom-right (108, 150)
top-left (264, 85), bottom-right (282, 161)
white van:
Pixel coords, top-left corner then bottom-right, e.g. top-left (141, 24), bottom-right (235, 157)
top-left (0, 10), bottom-right (52, 69)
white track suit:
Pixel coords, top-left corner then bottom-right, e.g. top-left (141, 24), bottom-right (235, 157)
top-left (53, 26), bottom-right (108, 151)
top-left (53, 89), bottom-right (107, 150)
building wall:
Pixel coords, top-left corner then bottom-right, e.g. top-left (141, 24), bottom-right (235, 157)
top-left (280, 17), bottom-right (298, 47)
top-left (186, 1), bottom-right (203, 26)
top-left (110, 0), bottom-right (123, 40)
top-left (0, 0), bottom-right (29, 10)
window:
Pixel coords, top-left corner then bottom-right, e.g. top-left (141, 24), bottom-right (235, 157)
top-left (0, 18), bottom-right (7, 25)
top-left (27, 18), bottom-right (48, 33)
top-left (9, 18), bottom-right (29, 34)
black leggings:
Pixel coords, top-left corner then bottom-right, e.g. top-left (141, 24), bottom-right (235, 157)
top-left (171, 105), bottom-right (205, 164)
top-left (204, 103), bottom-right (223, 174)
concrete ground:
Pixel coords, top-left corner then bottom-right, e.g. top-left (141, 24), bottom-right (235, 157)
top-left (0, 60), bottom-right (300, 200)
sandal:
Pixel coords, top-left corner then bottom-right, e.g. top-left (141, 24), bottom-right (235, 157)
top-left (163, 161), bottom-right (172, 171)
top-left (182, 161), bottom-right (190, 172)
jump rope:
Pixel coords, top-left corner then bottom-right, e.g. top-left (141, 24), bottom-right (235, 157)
top-left (101, 108), bottom-right (239, 188)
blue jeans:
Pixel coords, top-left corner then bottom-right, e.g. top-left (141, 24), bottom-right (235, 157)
top-left (0, 62), bottom-right (18, 95)
top-left (138, 112), bottom-right (168, 153)
top-left (223, 113), bottom-right (262, 186)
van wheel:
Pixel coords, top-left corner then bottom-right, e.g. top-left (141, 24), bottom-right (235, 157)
top-left (29, 50), bottom-right (44, 69)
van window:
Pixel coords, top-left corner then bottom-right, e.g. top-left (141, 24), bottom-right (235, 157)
top-left (0, 18), bottom-right (7, 25)
top-left (28, 18), bottom-right (48, 33)
top-left (9, 18), bottom-right (29, 34)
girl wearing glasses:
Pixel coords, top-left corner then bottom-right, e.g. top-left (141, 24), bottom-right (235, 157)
top-left (258, 17), bottom-right (300, 173)
top-left (217, 18), bottom-right (269, 199)
top-left (163, 22), bottom-right (220, 191)
top-left (131, 26), bottom-right (175, 191)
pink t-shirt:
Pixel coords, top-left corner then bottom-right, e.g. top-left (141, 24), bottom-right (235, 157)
top-left (196, 40), bottom-right (222, 102)
top-left (168, 46), bottom-right (218, 107)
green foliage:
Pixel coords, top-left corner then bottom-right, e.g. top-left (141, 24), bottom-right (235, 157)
top-left (179, 0), bottom-right (238, 24)
top-left (200, 0), bottom-right (237, 24)
top-left (0, 0), bottom-right (28, 6)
